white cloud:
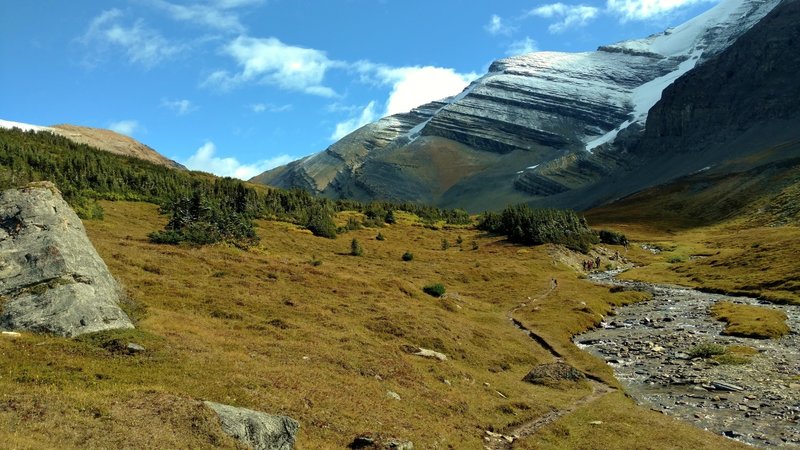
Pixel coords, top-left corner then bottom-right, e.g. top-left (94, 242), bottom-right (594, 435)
top-left (382, 66), bottom-right (479, 116)
top-left (108, 120), bottom-right (141, 136)
top-left (485, 14), bottom-right (515, 36)
top-left (183, 141), bottom-right (295, 179)
top-left (250, 103), bottom-right (292, 113)
top-left (81, 9), bottom-right (183, 68)
top-left (161, 98), bottom-right (196, 115)
top-left (528, 3), bottom-right (600, 33)
top-left (606, 0), bottom-right (715, 21)
top-left (148, 0), bottom-right (246, 32)
top-left (204, 36), bottom-right (340, 96)
top-left (330, 101), bottom-right (379, 141)
top-left (356, 64), bottom-right (479, 116)
top-left (213, 0), bottom-right (265, 9)
top-left (506, 37), bottom-right (538, 56)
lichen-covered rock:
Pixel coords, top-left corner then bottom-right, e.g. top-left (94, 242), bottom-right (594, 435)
top-left (522, 362), bottom-right (586, 387)
top-left (0, 182), bottom-right (133, 337)
top-left (204, 401), bottom-right (299, 450)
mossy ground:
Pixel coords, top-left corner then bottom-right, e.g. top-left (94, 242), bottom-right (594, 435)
top-left (0, 201), bottom-right (748, 449)
top-left (585, 220), bottom-right (800, 306)
top-left (710, 301), bottom-right (790, 339)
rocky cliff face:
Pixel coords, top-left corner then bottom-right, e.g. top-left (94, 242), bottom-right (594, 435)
top-left (520, 0), bottom-right (800, 210)
top-left (253, 0), bottom-right (782, 212)
top-left (639, 0), bottom-right (800, 153)
top-left (0, 182), bottom-right (134, 337)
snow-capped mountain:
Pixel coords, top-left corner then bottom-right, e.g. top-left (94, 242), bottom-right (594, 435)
top-left (253, 0), bottom-right (787, 211)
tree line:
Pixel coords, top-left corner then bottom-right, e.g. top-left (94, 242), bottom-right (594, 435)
top-left (0, 127), bottom-right (471, 246)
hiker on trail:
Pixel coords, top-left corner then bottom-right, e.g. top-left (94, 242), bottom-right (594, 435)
top-left (595, 256), bottom-right (601, 269)
top-left (551, 277), bottom-right (558, 289)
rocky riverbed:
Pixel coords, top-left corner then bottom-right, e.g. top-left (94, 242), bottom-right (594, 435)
top-left (575, 271), bottom-right (800, 448)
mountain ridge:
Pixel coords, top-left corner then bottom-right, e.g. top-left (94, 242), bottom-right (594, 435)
top-left (252, 0), bottom-right (787, 212)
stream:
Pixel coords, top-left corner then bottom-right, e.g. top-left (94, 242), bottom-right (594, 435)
top-left (574, 271), bottom-right (800, 448)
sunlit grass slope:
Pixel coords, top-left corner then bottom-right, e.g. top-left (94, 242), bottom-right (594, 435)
top-left (0, 201), bottom-right (742, 449)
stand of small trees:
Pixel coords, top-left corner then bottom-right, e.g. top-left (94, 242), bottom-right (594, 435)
top-left (478, 204), bottom-right (598, 252)
top-left (0, 127), bottom-right (478, 247)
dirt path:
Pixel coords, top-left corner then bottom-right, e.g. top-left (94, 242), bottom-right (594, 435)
top-left (484, 288), bottom-right (617, 449)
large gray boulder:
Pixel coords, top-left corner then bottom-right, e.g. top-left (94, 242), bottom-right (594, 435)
top-left (204, 401), bottom-right (299, 450)
top-left (0, 182), bottom-right (133, 337)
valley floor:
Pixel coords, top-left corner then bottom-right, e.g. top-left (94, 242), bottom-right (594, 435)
top-left (3, 201), bottom-right (795, 448)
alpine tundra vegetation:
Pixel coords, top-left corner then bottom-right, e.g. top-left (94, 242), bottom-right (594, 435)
top-left (1, 0), bottom-right (799, 448)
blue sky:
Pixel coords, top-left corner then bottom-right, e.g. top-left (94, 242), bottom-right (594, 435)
top-left (0, 0), bottom-right (718, 179)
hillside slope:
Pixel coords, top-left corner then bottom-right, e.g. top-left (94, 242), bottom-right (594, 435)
top-left (0, 200), bottom-right (748, 449)
top-left (0, 119), bottom-right (184, 169)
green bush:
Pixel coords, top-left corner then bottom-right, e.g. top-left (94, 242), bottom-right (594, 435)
top-left (376, 232), bottom-right (385, 241)
top-left (423, 283), bottom-right (446, 297)
top-left (402, 251), bottom-right (414, 261)
top-left (350, 238), bottom-right (363, 256)
top-left (598, 229), bottom-right (628, 246)
top-left (148, 190), bottom-right (258, 247)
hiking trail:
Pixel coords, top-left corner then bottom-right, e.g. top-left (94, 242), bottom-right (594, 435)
top-left (483, 285), bottom-right (617, 449)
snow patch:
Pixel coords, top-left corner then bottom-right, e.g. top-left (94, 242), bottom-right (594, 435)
top-left (583, 0), bottom-right (781, 152)
top-left (0, 119), bottom-right (54, 133)
top-left (585, 51), bottom-right (702, 152)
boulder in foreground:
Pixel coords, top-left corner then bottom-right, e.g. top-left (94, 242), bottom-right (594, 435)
top-left (204, 401), bottom-right (299, 450)
top-left (0, 182), bottom-right (133, 337)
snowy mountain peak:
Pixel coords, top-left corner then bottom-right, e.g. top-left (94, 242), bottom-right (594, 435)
top-left (253, 0), bottom-right (784, 209)
top-left (601, 0), bottom-right (782, 60)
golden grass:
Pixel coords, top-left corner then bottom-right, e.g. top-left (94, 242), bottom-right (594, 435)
top-left (520, 392), bottom-right (749, 450)
top-left (589, 222), bottom-right (800, 305)
top-left (710, 301), bottom-right (790, 339)
top-left (0, 201), bottom-right (741, 449)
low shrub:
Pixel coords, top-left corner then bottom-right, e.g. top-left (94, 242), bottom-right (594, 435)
top-left (598, 229), bottom-right (628, 246)
top-left (350, 238), bottom-right (363, 256)
top-left (402, 251), bottom-right (414, 261)
top-left (423, 283), bottom-right (446, 297)
top-left (688, 342), bottom-right (726, 359)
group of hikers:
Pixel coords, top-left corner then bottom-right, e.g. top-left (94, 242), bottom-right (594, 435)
top-left (583, 256), bottom-right (603, 272)
top-left (583, 250), bottom-right (627, 272)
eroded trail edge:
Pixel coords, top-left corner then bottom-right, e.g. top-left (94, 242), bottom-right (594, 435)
top-left (484, 287), bottom-right (617, 450)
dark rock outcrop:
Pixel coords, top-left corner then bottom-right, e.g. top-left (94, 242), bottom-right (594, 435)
top-left (0, 182), bottom-right (133, 337)
top-left (527, 0), bottom-right (800, 211)
top-left (204, 401), bottom-right (299, 450)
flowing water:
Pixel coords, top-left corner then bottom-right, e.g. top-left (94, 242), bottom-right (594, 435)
top-left (575, 271), bottom-right (800, 448)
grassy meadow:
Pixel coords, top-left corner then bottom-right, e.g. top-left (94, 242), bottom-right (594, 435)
top-left (0, 200), bottom-right (757, 449)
